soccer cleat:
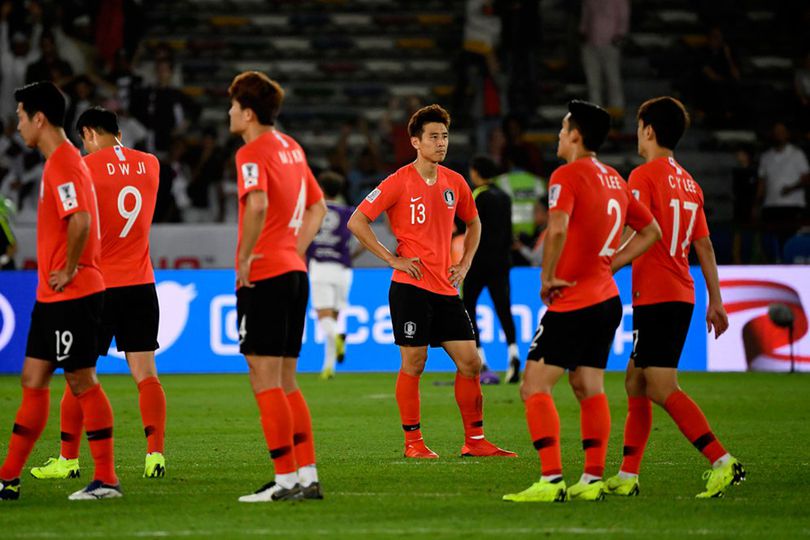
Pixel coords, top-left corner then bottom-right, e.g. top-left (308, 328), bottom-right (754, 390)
top-left (238, 481), bottom-right (303, 503)
top-left (320, 366), bottom-right (335, 380)
top-left (404, 439), bottom-right (439, 459)
top-left (336, 333), bottom-right (346, 364)
top-left (301, 482), bottom-right (324, 500)
top-left (696, 458), bottom-right (746, 499)
top-left (505, 356), bottom-right (521, 384)
top-left (461, 438), bottom-right (518, 457)
top-left (566, 479), bottom-right (606, 501)
top-left (604, 474), bottom-right (640, 496)
top-left (480, 369), bottom-right (501, 385)
top-left (68, 480), bottom-right (123, 500)
top-left (0, 479), bottom-right (20, 501)
top-left (30, 457), bottom-right (80, 479)
top-left (503, 478), bottom-right (567, 503)
top-left (144, 452), bottom-right (166, 478)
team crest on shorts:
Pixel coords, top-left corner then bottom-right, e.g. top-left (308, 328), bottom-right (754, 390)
top-left (443, 189), bottom-right (455, 207)
top-left (404, 321), bottom-right (417, 338)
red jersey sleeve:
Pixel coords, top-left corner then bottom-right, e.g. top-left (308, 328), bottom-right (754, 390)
top-left (625, 191), bottom-right (655, 232)
top-left (356, 175), bottom-right (403, 222)
top-left (50, 167), bottom-right (89, 220)
top-left (236, 147), bottom-right (266, 199)
top-left (627, 168), bottom-right (652, 208)
top-left (547, 169), bottom-right (575, 215)
top-left (692, 192), bottom-right (710, 241)
top-left (304, 167), bottom-right (323, 207)
top-left (455, 179), bottom-right (478, 223)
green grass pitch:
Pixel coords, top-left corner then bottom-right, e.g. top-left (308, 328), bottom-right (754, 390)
top-left (0, 371), bottom-right (808, 539)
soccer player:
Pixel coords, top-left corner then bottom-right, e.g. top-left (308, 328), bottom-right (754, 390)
top-left (348, 104), bottom-right (516, 459)
top-left (29, 106), bottom-right (166, 480)
top-left (308, 171), bottom-right (355, 380)
top-left (503, 100), bottom-right (660, 503)
top-left (604, 97), bottom-right (745, 499)
top-left (0, 82), bottom-right (120, 501)
top-left (228, 71), bottom-right (327, 502)
top-left (463, 155), bottom-right (521, 383)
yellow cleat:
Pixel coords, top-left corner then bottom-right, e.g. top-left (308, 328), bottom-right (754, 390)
top-left (696, 457), bottom-right (745, 498)
top-left (144, 452), bottom-right (166, 478)
top-left (566, 480), bottom-right (606, 501)
top-left (604, 474), bottom-right (640, 496)
top-left (320, 366), bottom-right (335, 380)
top-left (503, 479), bottom-right (567, 503)
top-left (30, 457), bottom-right (80, 479)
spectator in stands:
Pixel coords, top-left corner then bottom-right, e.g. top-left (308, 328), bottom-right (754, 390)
top-left (0, 194), bottom-right (15, 269)
top-left (795, 51), bottom-right (810, 140)
top-left (25, 30), bottom-right (73, 84)
top-left (498, 113), bottom-right (544, 177)
top-left (499, 0), bottom-right (541, 118)
top-left (380, 95), bottom-right (423, 169)
top-left (694, 27), bottom-right (741, 126)
top-left (333, 119), bottom-right (384, 205)
top-left (185, 127), bottom-right (226, 223)
top-left (756, 121), bottom-right (810, 259)
top-left (731, 147), bottom-right (758, 264)
top-left (154, 137), bottom-right (186, 223)
top-left (579, 0), bottom-right (628, 116)
top-left (106, 48), bottom-right (143, 112)
top-left (0, 1), bottom-right (41, 122)
top-left (104, 97), bottom-right (147, 149)
top-left (65, 75), bottom-right (97, 145)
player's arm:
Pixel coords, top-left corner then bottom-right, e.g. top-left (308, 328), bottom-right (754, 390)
top-left (449, 216), bottom-right (480, 288)
top-left (609, 218), bottom-right (661, 273)
top-left (540, 210), bottom-right (575, 303)
top-left (236, 190), bottom-right (267, 288)
top-left (347, 210), bottom-right (422, 280)
top-left (49, 210), bottom-right (90, 292)
top-left (693, 235), bottom-right (729, 339)
top-left (296, 198), bottom-right (327, 258)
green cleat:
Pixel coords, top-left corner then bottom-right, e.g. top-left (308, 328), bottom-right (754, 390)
top-left (144, 453), bottom-right (166, 478)
top-left (30, 457), bottom-right (80, 479)
top-left (0, 478), bottom-right (20, 500)
top-left (320, 366), bottom-right (335, 380)
top-left (566, 480), bottom-right (606, 501)
top-left (604, 474), bottom-right (640, 496)
top-left (335, 333), bottom-right (346, 364)
top-left (503, 479), bottom-right (567, 502)
top-left (696, 457), bottom-right (745, 499)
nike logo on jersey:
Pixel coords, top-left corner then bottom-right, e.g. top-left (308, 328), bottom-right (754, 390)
top-left (410, 196), bottom-right (422, 202)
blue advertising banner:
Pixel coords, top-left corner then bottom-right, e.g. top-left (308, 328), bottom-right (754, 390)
top-left (0, 268), bottom-right (708, 374)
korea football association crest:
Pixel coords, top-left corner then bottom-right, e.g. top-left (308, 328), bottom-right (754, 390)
top-left (404, 321), bottom-right (417, 338)
top-left (442, 189), bottom-right (455, 207)
top-left (57, 182), bottom-right (78, 212)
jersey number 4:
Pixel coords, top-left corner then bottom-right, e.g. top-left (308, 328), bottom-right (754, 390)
top-left (288, 178), bottom-right (307, 235)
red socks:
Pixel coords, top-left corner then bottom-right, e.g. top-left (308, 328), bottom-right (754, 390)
top-left (620, 396), bottom-right (652, 475)
top-left (395, 371), bottom-right (422, 444)
top-left (254, 388), bottom-right (297, 474)
top-left (664, 390), bottom-right (727, 464)
top-left (454, 372), bottom-right (484, 439)
top-left (580, 393), bottom-right (611, 478)
top-left (60, 385), bottom-right (83, 459)
top-left (524, 392), bottom-right (562, 477)
top-left (286, 389), bottom-right (316, 468)
top-left (138, 377), bottom-right (166, 454)
top-left (77, 384), bottom-right (118, 485)
top-left (0, 387), bottom-right (49, 480)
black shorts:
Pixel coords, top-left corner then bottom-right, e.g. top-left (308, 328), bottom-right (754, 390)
top-left (98, 283), bottom-right (160, 355)
top-left (389, 282), bottom-right (475, 347)
top-left (527, 296), bottom-right (622, 370)
top-left (237, 271), bottom-right (308, 357)
top-left (631, 302), bottom-right (694, 369)
top-left (25, 292), bottom-right (104, 372)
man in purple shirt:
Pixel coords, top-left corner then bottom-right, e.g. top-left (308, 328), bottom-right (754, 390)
top-left (307, 171), bottom-right (355, 379)
top-left (580, 0), bottom-right (629, 113)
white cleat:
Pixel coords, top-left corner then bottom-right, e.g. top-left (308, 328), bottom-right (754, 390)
top-left (238, 481), bottom-right (303, 503)
top-left (68, 480), bottom-right (123, 500)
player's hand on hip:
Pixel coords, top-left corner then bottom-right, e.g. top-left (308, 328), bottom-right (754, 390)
top-left (448, 262), bottom-right (469, 288)
top-left (706, 301), bottom-right (729, 339)
top-left (48, 267), bottom-right (78, 293)
top-left (237, 253), bottom-right (263, 288)
top-left (391, 256), bottom-right (422, 280)
top-left (540, 277), bottom-right (575, 305)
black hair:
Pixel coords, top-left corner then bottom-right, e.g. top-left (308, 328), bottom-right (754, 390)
top-left (637, 96), bottom-right (690, 150)
top-left (75, 106), bottom-right (119, 136)
top-left (470, 155), bottom-right (500, 180)
top-left (318, 170), bottom-right (344, 199)
top-left (14, 81), bottom-right (66, 128)
top-left (567, 100), bottom-right (611, 152)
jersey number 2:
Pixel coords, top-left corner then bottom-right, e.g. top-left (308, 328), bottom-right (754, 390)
top-left (598, 198), bottom-right (622, 256)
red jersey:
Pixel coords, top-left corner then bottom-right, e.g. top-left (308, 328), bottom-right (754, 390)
top-left (629, 156), bottom-right (709, 306)
top-left (547, 157), bottom-right (653, 312)
top-left (235, 130), bottom-right (323, 285)
top-left (36, 141), bottom-right (104, 302)
top-left (83, 145), bottom-right (159, 288)
top-left (357, 163), bottom-right (478, 296)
